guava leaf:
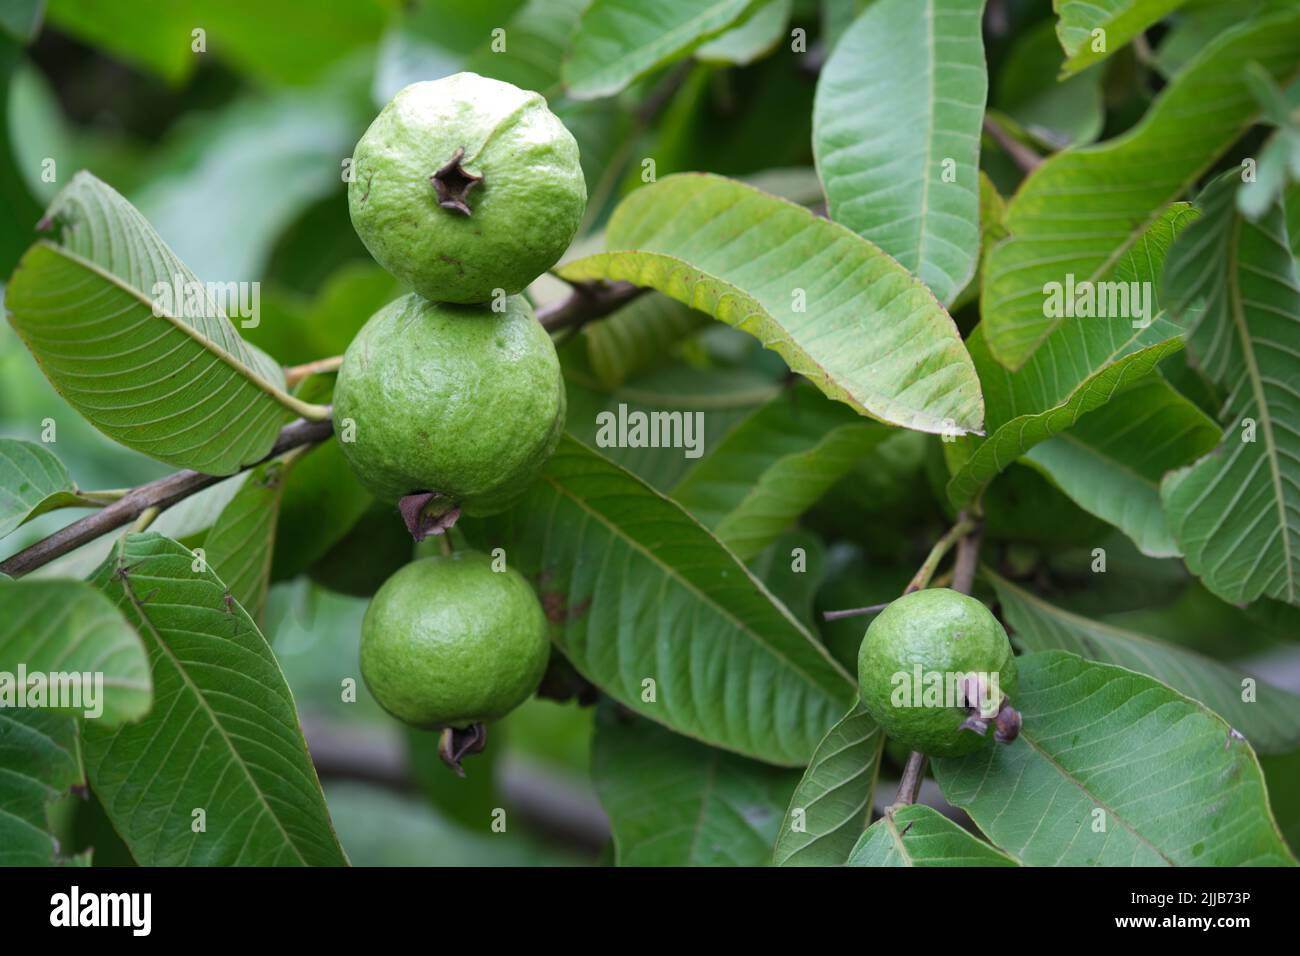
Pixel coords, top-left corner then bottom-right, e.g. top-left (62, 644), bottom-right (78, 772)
top-left (202, 457), bottom-right (295, 625)
top-left (0, 709), bottom-right (86, 866)
top-left (934, 651), bottom-right (1296, 866)
top-left (592, 705), bottom-right (797, 866)
top-left (562, 347), bottom-right (780, 491)
top-left (695, 0), bottom-right (791, 65)
top-left (847, 803), bottom-right (1018, 867)
top-left (747, 529), bottom-right (825, 629)
top-left (771, 702), bottom-right (884, 866)
top-left (988, 570), bottom-right (1300, 755)
top-left (5, 172), bottom-right (313, 475)
top-left (563, 0), bottom-right (762, 99)
top-left (672, 382), bottom-right (888, 560)
top-left (466, 436), bottom-right (856, 767)
top-left (0, 438), bottom-right (87, 540)
top-left (1053, 0), bottom-right (1190, 78)
top-left (982, 10), bottom-right (1300, 369)
top-left (994, 20), bottom-right (1103, 150)
top-left (82, 533), bottom-right (346, 866)
top-left (1160, 175), bottom-right (1300, 606)
top-left (1021, 377), bottom-right (1220, 557)
top-left (947, 204), bottom-right (1195, 507)
top-left (0, 578), bottom-right (151, 726)
top-left (813, 0), bottom-right (986, 306)
top-left (583, 294), bottom-right (708, 390)
top-left (559, 174), bottom-right (984, 436)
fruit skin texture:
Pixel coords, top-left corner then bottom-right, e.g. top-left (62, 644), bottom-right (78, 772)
top-left (857, 588), bottom-right (1018, 758)
top-left (360, 551), bottom-right (551, 729)
top-left (332, 292), bottom-right (565, 515)
top-left (348, 72), bottom-right (586, 304)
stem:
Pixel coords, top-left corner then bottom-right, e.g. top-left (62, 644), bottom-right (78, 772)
top-left (821, 602), bottom-right (889, 622)
top-left (284, 355), bottom-right (343, 389)
top-left (982, 114), bottom-right (1043, 174)
top-left (131, 506), bottom-right (160, 534)
top-left (536, 280), bottom-right (646, 334)
top-left (904, 514), bottom-right (977, 593)
top-left (0, 416), bottom-right (334, 579)
top-left (951, 517), bottom-right (984, 596)
top-left (894, 751), bottom-right (929, 807)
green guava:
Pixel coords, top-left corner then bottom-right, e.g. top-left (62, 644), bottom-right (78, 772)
top-left (331, 292), bottom-right (565, 520)
top-left (360, 550), bottom-right (551, 730)
top-left (857, 588), bottom-right (1019, 758)
top-left (348, 72), bottom-right (586, 304)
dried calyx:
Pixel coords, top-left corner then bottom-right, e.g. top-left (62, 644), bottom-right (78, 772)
top-left (430, 146), bottom-right (482, 216)
top-left (398, 491), bottom-right (461, 541)
top-left (956, 673), bottom-right (1022, 744)
top-left (438, 723), bottom-right (488, 776)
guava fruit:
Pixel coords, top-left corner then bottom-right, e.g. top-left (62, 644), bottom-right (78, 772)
top-left (857, 588), bottom-right (1020, 758)
top-left (348, 72), bottom-right (586, 304)
top-left (360, 551), bottom-right (550, 733)
top-left (331, 292), bottom-right (565, 524)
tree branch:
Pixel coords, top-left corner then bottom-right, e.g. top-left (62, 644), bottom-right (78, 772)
top-left (982, 114), bottom-right (1043, 174)
top-left (536, 280), bottom-right (646, 333)
top-left (0, 416), bottom-right (334, 579)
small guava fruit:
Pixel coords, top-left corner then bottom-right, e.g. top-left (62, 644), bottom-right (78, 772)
top-left (331, 292), bottom-right (565, 525)
top-left (360, 551), bottom-right (550, 736)
top-left (348, 72), bottom-right (586, 304)
top-left (857, 588), bottom-right (1020, 758)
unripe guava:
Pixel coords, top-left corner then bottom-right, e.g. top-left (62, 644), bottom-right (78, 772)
top-left (360, 551), bottom-right (550, 729)
top-left (858, 588), bottom-right (1018, 758)
top-left (348, 72), bottom-right (586, 304)
top-left (331, 292), bottom-right (565, 518)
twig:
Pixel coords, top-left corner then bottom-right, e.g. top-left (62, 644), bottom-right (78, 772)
top-left (894, 751), bottom-right (929, 807)
top-left (0, 416), bottom-right (334, 579)
top-left (951, 517), bottom-right (984, 596)
top-left (536, 280), bottom-right (646, 333)
top-left (982, 114), bottom-right (1043, 174)
top-left (904, 514), bottom-right (978, 593)
top-left (821, 602), bottom-right (889, 622)
top-left (284, 355), bottom-right (343, 388)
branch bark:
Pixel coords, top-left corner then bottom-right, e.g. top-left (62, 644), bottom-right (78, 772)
top-left (0, 416), bottom-right (334, 579)
top-left (536, 279), bottom-right (645, 333)
top-left (982, 114), bottom-right (1043, 174)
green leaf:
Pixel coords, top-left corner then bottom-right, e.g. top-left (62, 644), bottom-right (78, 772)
top-left (934, 651), bottom-right (1296, 865)
top-left (771, 702), bottom-right (884, 866)
top-left (672, 381), bottom-right (888, 560)
top-left (1053, 0), bottom-right (1191, 77)
top-left (847, 803), bottom-right (1019, 866)
top-left (82, 533), bottom-right (346, 866)
top-left (465, 0), bottom-right (588, 98)
top-left (583, 293), bottom-right (708, 390)
top-left (1022, 377), bottom-right (1220, 557)
top-left (202, 457), bottom-right (295, 624)
top-left (560, 174), bottom-right (984, 435)
top-left (696, 0), bottom-right (791, 65)
top-left (0, 709), bottom-right (84, 866)
top-left (563, 0), bottom-right (761, 99)
top-left (563, 348), bottom-right (780, 491)
top-left (981, 10), bottom-right (1300, 369)
top-left (466, 436), bottom-right (855, 766)
top-left (0, 438), bottom-right (86, 540)
top-left (45, 0), bottom-right (196, 83)
top-left (0, 578), bottom-right (151, 726)
top-left (592, 705), bottom-right (798, 865)
top-left (813, 0), bottom-right (987, 305)
top-left (994, 20), bottom-right (1103, 150)
top-left (948, 204), bottom-right (1195, 507)
top-left (5, 172), bottom-right (317, 474)
top-left (988, 570), bottom-right (1300, 755)
top-left (1161, 174), bottom-right (1300, 605)
top-left (0, 0), bottom-right (42, 42)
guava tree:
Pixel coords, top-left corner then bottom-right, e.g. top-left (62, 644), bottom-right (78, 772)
top-left (1, 0), bottom-right (1299, 868)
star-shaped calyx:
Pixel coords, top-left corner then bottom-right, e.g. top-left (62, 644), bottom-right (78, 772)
top-left (430, 146), bottom-right (482, 216)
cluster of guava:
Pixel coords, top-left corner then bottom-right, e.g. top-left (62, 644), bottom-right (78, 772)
top-left (333, 73), bottom-right (586, 759)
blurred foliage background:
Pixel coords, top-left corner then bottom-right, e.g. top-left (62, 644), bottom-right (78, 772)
top-left (4, 0), bottom-right (1299, 864)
